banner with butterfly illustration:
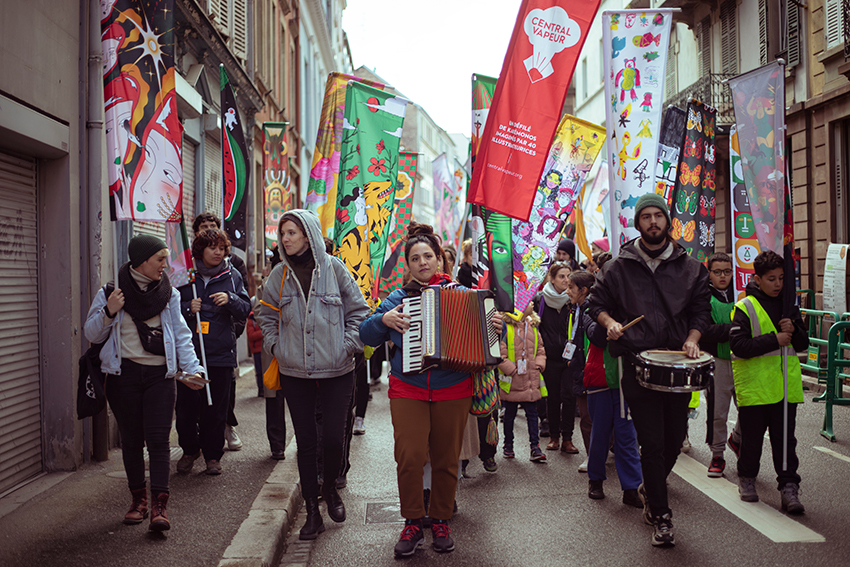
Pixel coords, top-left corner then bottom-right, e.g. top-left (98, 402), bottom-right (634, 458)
top-left (729, 124), bottom-right (760, 299)
top-left (305, 73), bottom-right (385, 239)
top-left (654, 106), bottom-right (686, 208)
top-left (333, 82), bottom-right (408, 308)
top-left (602, 9), bottom-right (674, 255)
top-left (378, 152), bottom-right (418, 296)
top-left (101, 0), bottom-right (183, 222)
top-left (670, 100), bottom-right (716, 263)
top-left (263, 123), bottom-right (294, 248)
top-left (728, 61), bottom-right (786, 256)
top-left (512, 115), bottom-right (606, 312)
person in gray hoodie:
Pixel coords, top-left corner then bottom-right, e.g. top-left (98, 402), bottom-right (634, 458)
top-left (257, 210), bottom-right (369, 540)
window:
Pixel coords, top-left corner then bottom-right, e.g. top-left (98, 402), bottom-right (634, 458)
top-left (697, 17), bottom-right (711, 77)
top-left (720, 1), bottom-right (738, 74)
top-left (759, 0), bottom-right (800, 67)
top-left (581, 58), bottom-right (588, 100)
top-left (826, 0), bottom-right (844, 51)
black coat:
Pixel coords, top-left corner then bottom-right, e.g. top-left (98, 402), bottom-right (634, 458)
top-left (586, 239), bottom-right (711, 358)
top-left (179, 262), bottom-right (251, 367)
top-left (701, 284), bottom-right (734, 357)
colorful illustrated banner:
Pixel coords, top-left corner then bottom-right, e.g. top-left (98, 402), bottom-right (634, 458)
top-left (451, 163), bottom-right (469, 252)
top-left (602, 9), bottom-right (673, 255)
top-left (333, 82), bottom-right (407, 308)
top-left (728, 61), bottom-right (786, 256)
top-left (165, 218), bottom-right (193, 288)
top-left (305, 73), bottom-right (385, 238)
top-left (575, 160), bottom-right (610, 260)
top-left (485, 209), bottom-right (515, 312)
top-left (221, 65), bottom-right (250, 252)
top-left (654, 106), bottom-right (686, 208)
top-left (670, 100), bottom-right (717, 263)
top-left (101, 0), bottom-right (183, 222)
top-left (470, 74), bottom-right (498, 289)
top-left (512, 115), bottom-right (606, 311)
top-left (378, 152), bottom-right (418, 295)
top-left (262, 123), bottom-right (293, 248)
top-left (468, 0), bottom-right (602, 221)
top-left (730, 124), bottom-right (761, 300)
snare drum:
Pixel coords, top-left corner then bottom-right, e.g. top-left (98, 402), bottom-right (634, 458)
top-left (634, 350), bottom-right (714, 393)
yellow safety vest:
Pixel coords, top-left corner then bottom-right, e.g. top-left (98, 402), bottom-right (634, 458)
top-left (731, 296), bottom-right (803, 407)
top-left (498, 322), bottom-right (546, 396)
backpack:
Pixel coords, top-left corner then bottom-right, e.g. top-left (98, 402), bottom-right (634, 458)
top-left (77, 284), bottom-right (113, 419)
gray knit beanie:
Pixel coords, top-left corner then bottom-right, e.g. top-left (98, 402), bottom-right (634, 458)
top-left (633, 193), bottom-right (671, 227)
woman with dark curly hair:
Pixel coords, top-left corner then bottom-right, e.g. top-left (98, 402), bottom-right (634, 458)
top-left (359, 222), bottom-right (502, 557)
top-left (176, 228), bottom-right (251, 477)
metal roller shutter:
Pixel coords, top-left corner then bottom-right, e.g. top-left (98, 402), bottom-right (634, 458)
top-left (182, 138), bottom-right (196, 221)
top-left (0, 150), bottom-right (42, 494)
top-left (204, 134), bottom-right (223, 220)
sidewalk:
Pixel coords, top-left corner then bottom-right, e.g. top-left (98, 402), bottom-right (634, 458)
top-left (0, 361), bottom-right (292, 567)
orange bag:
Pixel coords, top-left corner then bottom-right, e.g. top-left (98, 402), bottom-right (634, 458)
top-left (260, 266), bottom-right (287, 390)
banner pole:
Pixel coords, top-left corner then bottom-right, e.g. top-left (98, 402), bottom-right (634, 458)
top-left (192, 280), bottom-right (213, 406)
top-left (783, 348), bottom-right (788, 470)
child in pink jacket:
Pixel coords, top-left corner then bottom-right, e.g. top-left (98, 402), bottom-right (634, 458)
top-left (498, 308), bottom-right (548, 462)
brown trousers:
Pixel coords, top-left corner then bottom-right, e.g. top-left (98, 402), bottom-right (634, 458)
top-left (390, 397), bottom-right (471, 520)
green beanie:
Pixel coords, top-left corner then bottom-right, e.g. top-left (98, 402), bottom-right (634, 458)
top-left (633, 193), bottom-right (671, 227)
top-left (128, 234), bottom-right (167, 268)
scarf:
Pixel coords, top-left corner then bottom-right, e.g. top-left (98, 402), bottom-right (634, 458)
top-left (639, 239), bottom-right (668, 259)
top-left (195, 257), bottom-right (230, 280)
top-left (118, 262), bottom-right (172, 321)
top-left (542, 282), bottom-right (570, 312)
top-left (402, 272), bottom-right (453, 294)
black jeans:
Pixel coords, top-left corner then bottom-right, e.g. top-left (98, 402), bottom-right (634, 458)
top-left (737, 401), bottom-right (801, 489)
top-left (265, 389), bottom-right (287, 454)
top-left (105, 360), bottom-right (175, 494)
top-left (227, 378), bottom-right (238, 427)
top-left (176, 366), bottom-right (233, 462)
top-left (283, 372), bottom-right (354, 499)
top-left (354, 352), bottom-right (370, 418)
top-left (477, 413), bottom-right (497, 460)
top-left (543, 362), bottom-right (576, 439)
top-left (621, 363), bottom-right (690, 518)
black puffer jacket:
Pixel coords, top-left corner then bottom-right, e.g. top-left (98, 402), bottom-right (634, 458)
top-left (729, 280), bottom-right (808, 359)
top-left (586, 238), bottom-right (711, 358)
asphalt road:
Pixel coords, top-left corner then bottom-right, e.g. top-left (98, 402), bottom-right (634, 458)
top-left (0, 364), bottom-right (291, 567)
top-left (292, 381), bottom-right (850, 567)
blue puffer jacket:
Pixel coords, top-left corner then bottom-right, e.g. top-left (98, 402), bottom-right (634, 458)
top-left (179, 261), bottom-right (251, 367)
top-left (359, 276), bottom-right (472, 400)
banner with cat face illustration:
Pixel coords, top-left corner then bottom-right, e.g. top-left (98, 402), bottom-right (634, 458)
top-left (670, 99), bottom-right (716, 264)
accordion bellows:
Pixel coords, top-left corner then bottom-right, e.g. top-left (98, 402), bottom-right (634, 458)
top-left (402, 286), bottom-right (501, 375)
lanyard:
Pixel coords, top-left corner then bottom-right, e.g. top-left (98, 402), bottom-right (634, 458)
top-left (568, 305), bottom-right (579, 343)
top-left (521, 319), bottom-right (528, 360)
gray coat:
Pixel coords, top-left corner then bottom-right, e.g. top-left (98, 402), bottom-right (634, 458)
top-left (257, 209), bottom-right (369, 379)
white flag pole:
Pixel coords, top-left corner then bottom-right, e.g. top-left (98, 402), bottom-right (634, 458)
top-left (191, 279), bottom-right (213, 406)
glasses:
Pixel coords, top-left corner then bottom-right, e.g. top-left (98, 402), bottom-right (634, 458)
top-left (711, 269), bottom-right (733, 276)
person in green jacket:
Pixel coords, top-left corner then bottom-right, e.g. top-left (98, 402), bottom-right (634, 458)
top-left (729, 250), bottom-right (808, 514)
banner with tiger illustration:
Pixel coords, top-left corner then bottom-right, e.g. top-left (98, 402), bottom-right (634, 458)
top-left (670, 99), bottom-right (716, 263)
top-left (333, 82), bottom-right (408, 308)
top-left (602, 9), bottom-right (674, 255)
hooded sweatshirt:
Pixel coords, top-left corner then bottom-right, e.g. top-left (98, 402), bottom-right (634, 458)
top-left (257, 209), bottom-right (369, 379)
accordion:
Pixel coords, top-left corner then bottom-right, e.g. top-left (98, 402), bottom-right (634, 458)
top-left (401, 286), bottom-right (501, 375)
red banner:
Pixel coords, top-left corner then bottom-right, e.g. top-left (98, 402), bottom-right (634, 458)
top-left (467, 0), bottom-right (601, 221)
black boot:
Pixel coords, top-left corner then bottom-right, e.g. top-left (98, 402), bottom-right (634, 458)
top-left (322, 484), bottom-right (346, 523)
top-left (299, 498), bottom-right (325, 540)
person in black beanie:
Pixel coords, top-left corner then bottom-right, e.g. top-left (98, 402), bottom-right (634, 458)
top-left (586, 193), bottom-right (710, 547)
top-left (84, 234), bottom-right (205, 532)
top-left (556, 238), bottom-right (578, 271)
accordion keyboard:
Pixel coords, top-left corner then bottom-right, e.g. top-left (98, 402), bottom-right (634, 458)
top-left (402, 296), bottom-right (423, 374)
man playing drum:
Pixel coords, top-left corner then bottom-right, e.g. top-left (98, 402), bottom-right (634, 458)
top-left (586, 193), bottom-right (711, 547)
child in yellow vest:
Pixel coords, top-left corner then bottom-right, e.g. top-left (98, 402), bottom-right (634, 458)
top-left (729, 250), bottom-right (808, 514)
top-left (497, 306), bottom-right (548, 462)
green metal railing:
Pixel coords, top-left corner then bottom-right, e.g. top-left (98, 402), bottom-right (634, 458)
top-left (821, 321), bottom-right (850, 441)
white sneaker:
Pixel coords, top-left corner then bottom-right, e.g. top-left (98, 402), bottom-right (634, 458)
top-left (353, 416), bottom-right (366, 435)
top-left (578, 458), bottom-right (588, 473)
top-left (680, 435), bottom-right (690, 453)
top-left (225, 426), bottom-right (243, 451)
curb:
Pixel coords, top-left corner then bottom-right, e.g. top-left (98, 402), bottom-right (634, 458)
top-left (219, 428), bottom-right (302, 567)
top-left (802, 374), bottom-right (827, 396)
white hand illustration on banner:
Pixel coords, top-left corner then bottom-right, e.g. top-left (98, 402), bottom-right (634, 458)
top-left (523, 7), bottom-right (580, 83)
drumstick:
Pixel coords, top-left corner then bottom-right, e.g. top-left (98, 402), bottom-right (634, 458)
top-left (621, 315), bottom-right (644, 332)
top-left (645, 349), bottom-right (705, 356)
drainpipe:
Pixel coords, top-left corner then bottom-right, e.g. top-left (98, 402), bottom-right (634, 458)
top-left (87, 0), bottom-right (108, 462)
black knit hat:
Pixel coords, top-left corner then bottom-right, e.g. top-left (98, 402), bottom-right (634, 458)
top-left (128, 234), bottom-right (167, 268)
top-left (557, 238), bottom-right (576, 258)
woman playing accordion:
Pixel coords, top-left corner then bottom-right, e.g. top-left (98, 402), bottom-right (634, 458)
top-left (359, 222), bottom-right (502, 558)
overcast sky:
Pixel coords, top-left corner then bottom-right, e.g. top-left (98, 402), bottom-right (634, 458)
top-left (342, 0), bottom-right (522, 135)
